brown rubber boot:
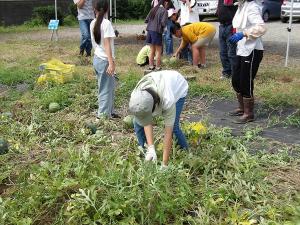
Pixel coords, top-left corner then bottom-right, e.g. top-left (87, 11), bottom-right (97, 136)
top-left (229, 93), bottom-right (244, 116)
top-left (235, 97), bottom-right (255, 124)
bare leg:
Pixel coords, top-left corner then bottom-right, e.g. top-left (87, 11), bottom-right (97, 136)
top-left (155, 45), bottom-right (162, 68)
top-left (192, 44), bottom-right (200, 66)
top-left (199, 47), bottom-right (206, 65)
top-left (162, 126), bottom-right (173, 166)
top-left (149, 45), bottom-right (156, 68)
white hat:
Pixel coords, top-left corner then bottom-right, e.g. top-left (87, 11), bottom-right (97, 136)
top-left (129, 89), bottom-right (153, 126)
top-left (168, 9), bottom-right (177, 18)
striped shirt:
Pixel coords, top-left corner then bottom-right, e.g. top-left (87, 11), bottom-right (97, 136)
top-left (73, 0), bottom-right (95, 20)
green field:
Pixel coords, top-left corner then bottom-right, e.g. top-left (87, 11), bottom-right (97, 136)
top-left (0, 29), bottom-right (300, 224)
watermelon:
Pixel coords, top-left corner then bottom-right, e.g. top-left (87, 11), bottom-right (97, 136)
top-left (1, 112), bottom-right (13, 118)
top-left (49, 102), bottom-right (60, 113)
top-left (169, 57), bottom-right (178, 65)
top-left (0, 139), bottom-right (9, 155)
top-left (123, 115), bottom-right (134, 129)
top-left (86, 122), bottom-right (97, 134)
top-left (162, 58), bottom-right (169, 65)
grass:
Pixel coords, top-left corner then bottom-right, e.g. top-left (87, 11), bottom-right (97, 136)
top-left (0, 28), bottom-right (300, 224)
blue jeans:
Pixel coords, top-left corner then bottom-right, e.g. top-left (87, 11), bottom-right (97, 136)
top-left (219, 24), bottom-right (237, 76)
top-left (163, 20), bottom-right (174, 55)
top-left (79, 19), bottom-right (93, 55)
top-left (93, 56), bottom-right (116, 117)
top-left (133, 97), bottom-right (188, 149)
top-left (180, 44), bottom-right (193, 64)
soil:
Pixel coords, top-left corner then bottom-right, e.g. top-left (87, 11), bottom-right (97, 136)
top-left (185, 97), bottom-right (300, 145)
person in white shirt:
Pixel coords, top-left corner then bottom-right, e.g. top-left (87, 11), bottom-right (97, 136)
top-left (179, 0), bottom-right (199, 26)
top-left (129, 70), bottom-right (189, 167)
top-left (73, 0), bottom-right (95, 56)
top-left (228, 0), bottom-right (266, 123)
top-left (90, 0), bottom-right (119, 119)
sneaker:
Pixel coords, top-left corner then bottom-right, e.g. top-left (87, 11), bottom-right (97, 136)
top-left (145, 148), bottom-right (157, 161)
top-left (111, 113), bottom-right (121, 119)
top-left (148, 66), bottom-right (155, 71)
top-left (155, 67), bottom-right (162, 71)
top-left (198, 64), bottom-right (207, 69)
top-left (220, 73), bottom-right (231, 80)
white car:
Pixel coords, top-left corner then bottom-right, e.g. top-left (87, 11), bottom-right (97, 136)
top-left (171, 0), bottom-right (218, 21)
top-left (197, 0), bottom-right (218, 21)
top-left (281, 0), bottom-right (300, 22)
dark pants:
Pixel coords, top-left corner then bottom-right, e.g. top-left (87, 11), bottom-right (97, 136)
top-left (232, 50), bottom-right (263, 98)
top-left (180, 44), bottom-right (192, 64)
top-left (219, 24), bottom-right (237, 76)
top-left (79, 19), bottom-right (93, 55)
top-left (138, 57), bottom-right (149, 67)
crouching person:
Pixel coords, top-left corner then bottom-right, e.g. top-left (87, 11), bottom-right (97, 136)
top-left (129, 70), bottom-right (188, 167)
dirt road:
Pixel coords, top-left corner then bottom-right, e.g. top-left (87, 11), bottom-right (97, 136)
top-left (1, 21), bottom-right (299, 58)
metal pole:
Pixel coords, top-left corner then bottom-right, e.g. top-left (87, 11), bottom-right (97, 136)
top-left (114, 0), bottom-right (117, 23)
top-left (55, 0), bottom-right (57, 20)
top-left (285, 0), bottom-right (294, 67)
top-left (110, 0), bottom-right (112, 22)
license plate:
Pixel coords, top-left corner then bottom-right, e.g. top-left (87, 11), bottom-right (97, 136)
top-left (198, 2), bottom-right (209, 7)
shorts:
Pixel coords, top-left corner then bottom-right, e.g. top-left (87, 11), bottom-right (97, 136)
top-left (146, 31), bottom-right (163, 46)
top-left (193, 31), bottom-right (216, 48)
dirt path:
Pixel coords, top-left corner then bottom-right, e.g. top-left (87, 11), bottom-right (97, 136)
top-left (1, 21), bottom-right (300, 59)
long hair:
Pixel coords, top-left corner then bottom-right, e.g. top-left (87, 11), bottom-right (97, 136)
top-left (93, 0), bottom-right (109, 44)
top-left (149, 0), bottom-right (166, 20)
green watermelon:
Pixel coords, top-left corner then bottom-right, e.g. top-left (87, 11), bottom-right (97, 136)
top-left (162, 58), bottom-right (169, 65)
top-left (169, 57), bottom-right (178, 65)
top-left (1, 112), bottom-right (13, 118)
top-left (86, 122), bottom-right (97, 134)
top-left (123, 115), bottom-right (134, 129)
top-left (49, 102), bottom-right (60, 113)
top-left (0, 139), bottom-right (9, 155)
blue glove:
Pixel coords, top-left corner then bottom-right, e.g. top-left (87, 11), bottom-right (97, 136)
top-left (229, 32), bottom-right (244, 43)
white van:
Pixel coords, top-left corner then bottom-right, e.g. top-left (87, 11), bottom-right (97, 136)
top-left (281, 0), bottom-right (300, 22)
top-left (171, 0), bottom-right (218, 21)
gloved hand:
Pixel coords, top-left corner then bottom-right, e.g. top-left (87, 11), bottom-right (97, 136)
top-left (229, 32), bottom-right (244, 43)
top-left (145, 145), bottom-right (157, 161)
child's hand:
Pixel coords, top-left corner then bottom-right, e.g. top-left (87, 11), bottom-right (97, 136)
top-left (106, 62), bottom-right (115, 75)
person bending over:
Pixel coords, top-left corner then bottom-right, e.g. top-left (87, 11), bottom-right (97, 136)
top-left (129, 70), bottom-right (189, 167)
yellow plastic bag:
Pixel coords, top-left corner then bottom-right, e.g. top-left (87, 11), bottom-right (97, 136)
top-left (37, 58), bottom-right (75, 85)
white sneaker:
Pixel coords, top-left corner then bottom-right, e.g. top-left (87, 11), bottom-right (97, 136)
top-left (145, 148), bottom-right (157, 161)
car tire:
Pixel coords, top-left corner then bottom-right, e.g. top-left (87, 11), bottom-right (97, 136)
top-left (199, 15), bottom-right (205, 21)
top-left (281, 17), bottom-right (288, 23)
top-left (263, 11), bottom-right (270, 22)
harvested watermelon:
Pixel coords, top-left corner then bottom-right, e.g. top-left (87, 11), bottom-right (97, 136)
top-left (85, 122), bottom-right (97, 134)
top-left (49, 102), bottom-right (60, 113)
top-left (123, 115), bottom-right (134, 129)
top-left (0, 139), bottom-right (9, 155)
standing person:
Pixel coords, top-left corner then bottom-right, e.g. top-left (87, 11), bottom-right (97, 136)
top-left (129, 70), bottom-right (189, 167)
top-left (217, 0), bottom-right (238, 79)
top-left (172, 22), bottom-right (216, 68)
top-left (179, 0), bottom-right (199, 26)
top-left (163, 9), bottom-right (178, 56)
top-left (145, 0), bottom-right (168, 71)
top-left (90, 0), bottom-right (119, 119)
top-left (229, 0), bottom-right (266, 123)
top-left (73, 0), bottom-right (95, 57)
